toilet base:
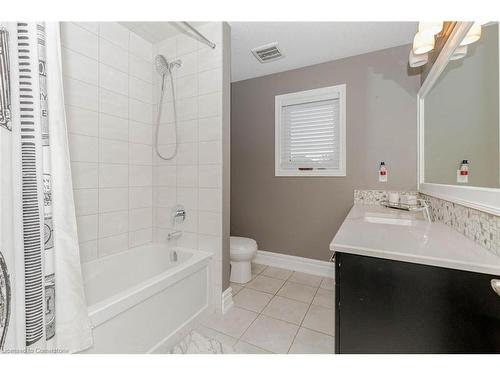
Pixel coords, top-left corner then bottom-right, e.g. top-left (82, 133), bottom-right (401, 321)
top-left (230, 261), bottom-right (252, 284)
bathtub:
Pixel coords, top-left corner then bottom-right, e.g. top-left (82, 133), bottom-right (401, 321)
top-left (80, 243), bottom-right (212, 354)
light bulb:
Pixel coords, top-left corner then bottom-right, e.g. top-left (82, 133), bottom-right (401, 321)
top-left (413, 32), bottom-right (435, 55)
top-left (418, 22), bottom-right (444, 36)
top-left (460, 22), bottom-right (482, 46)
top-left (409, 50), bottom-right (428, 67)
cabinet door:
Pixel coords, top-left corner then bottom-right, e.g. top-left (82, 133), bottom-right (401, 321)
top-left (335, 252), bottom-right (500, 354)
top-left (459, 270), bottom-right (500, 352)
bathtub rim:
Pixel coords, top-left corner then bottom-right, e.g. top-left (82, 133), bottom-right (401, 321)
top-left (85, 245), bottom-right (212, 328)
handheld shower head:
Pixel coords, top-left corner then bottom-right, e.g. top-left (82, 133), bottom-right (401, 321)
top-left (154, 55), bottom-right (182, 76)
top-left (154, 54), bottom-right (182, 161)
top-left (155, 54), bottom-right (170, 76)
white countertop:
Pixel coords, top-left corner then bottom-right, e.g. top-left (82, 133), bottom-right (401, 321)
top-left (330, 203), bottom-right (500, 276)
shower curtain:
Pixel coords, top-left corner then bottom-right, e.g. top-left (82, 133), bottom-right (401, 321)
top-left (0, 22), bottom-right (92, 353)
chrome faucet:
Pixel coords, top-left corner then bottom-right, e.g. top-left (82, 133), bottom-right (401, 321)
top-left (173, 205), bottom-right (186, 223)
top-left (416, 199), bottom-right (433, 223)
top-left (167, 230), bottom-right (182, 241)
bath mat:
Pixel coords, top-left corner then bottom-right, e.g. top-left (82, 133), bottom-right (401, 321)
top-left (170, 331), bottom-right (238, 354)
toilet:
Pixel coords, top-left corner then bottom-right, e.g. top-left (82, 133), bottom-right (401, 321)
top-left (230, 236), bottom-right (258, 284)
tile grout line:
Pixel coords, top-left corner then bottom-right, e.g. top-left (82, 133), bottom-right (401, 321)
top-left (232, 265), bottom-right (290, 354)
top-left (287, 283), bottom-right (321, 353)
top-left (68, 22), bottom-right (154, 63)
top-left (201, 265), bottom-right (335, 353)
top-left (96, 23), bottom-right (101, 258)
top-left (240, 266), bottom-right (335, 352)
top-left (127, 30), bottom-right (132, 249)
top-left (233, 268), bottom-right (304, 353)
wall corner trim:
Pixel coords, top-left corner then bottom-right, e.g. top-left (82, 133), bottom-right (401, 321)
top-left (254, 250), bottom-right (335, 278)
top-left (221, 287), bottom-right (234, 314)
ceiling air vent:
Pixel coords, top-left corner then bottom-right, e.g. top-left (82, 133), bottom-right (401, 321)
top-left (251, 42), bottom-right (284, 63)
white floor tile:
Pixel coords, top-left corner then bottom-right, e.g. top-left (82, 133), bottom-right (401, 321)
top-left (240, 315), bottom-right (299, 354)
top-left (251, 263), bottom-right (267, 275)
top-left (233, 288), bottom-right (273, 313)
top-left (246, 275), bottom-right (286, 294)
top-left (201, 307), bottom-right (258, 338)
top-left (320, 277), bottom-right (335, 291)
top-left (277, 281), bottom-right (318, 303)
top-left (288, 327), bottom-right (335, 354)
top-left (302, 305), bottom-right (335, 336)
top-left (262, 296), bottom-right (309, 325)
top-left (312, 288), bottom-right (334, 309)
top-left (197, 270), bottom-right (337, 355)
top-left (234, 340), bottom-right (272, 354)
top-left (261, 266), bottom-right (293, 280)
top-left (289, 271), bottom-right (323, 287)
top-left (230, 283), bottom-right (243, 295)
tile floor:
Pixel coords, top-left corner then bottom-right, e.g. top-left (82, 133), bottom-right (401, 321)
top-left (197, 263), bottom-right (335, 354)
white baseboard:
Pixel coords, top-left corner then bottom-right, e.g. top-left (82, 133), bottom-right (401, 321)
top-left (254, 250), bottom-right (334, 278)
top-left (221, 287), bottom-right (234, 314)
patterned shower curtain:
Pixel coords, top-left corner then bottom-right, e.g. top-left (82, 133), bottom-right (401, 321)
top-left (0, 22), bottom-right (92, 353)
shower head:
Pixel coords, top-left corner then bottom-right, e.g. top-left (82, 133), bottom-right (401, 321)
top-left (154, 55), bottom-right (182, 76)
top-left (155, 54), bottom-right (170, 76)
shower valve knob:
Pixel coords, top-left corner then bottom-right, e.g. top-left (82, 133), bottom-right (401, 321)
top-left (173, 205), bottom-right (186, 223)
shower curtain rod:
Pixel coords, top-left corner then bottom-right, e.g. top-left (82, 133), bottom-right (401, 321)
top-left (181, 22), bottom-right (216, 49)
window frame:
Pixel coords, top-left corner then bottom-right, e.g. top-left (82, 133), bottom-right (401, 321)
top-left (274, 84), bottom-right (347, 177)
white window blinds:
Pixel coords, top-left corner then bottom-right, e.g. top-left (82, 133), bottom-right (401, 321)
top-left (280, 97), bottom-right (340, 170)
top-left (275, 84), bottom-right (346, 176)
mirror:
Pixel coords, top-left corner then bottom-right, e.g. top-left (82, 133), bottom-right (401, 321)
top-left (424, 23), bottom-right (499, 188)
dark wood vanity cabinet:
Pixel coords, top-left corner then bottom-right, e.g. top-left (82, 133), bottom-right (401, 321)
top-left (335, 252), bottom-right (500, 353)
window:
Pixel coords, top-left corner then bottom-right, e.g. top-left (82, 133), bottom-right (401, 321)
top-left (275, 84), bottom-right (346, 176)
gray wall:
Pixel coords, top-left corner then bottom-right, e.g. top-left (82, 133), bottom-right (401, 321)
top-left (425, 23), bottom-right (499, 188)
top-left (231, 44), bottom-right (420, 261)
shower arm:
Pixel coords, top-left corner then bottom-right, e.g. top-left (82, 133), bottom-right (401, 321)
top-left (181, 22), bottom-right (216, 49)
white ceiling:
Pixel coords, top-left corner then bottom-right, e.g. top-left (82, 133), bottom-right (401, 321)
top-left (121, 22), bottom-right (418, 82)
top-left (229, 22), bottom-right (418, 82)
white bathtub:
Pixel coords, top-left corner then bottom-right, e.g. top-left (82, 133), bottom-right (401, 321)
top-left (80, 243), bottom-right (212, 353)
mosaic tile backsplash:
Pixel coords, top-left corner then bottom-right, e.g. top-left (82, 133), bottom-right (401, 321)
top-left (420, 194), bottom-right (500, 257)
top-left (353, 190), bottom-right (500, 257)
top-left (353, 190), bottom-right (418, 205)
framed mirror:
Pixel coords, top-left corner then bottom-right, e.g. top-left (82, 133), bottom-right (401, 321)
top-left (418, 22), bottom-right (500, 215)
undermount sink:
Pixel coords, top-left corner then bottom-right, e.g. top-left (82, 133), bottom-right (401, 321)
top-left (363, 213), bottom-right (417, 226)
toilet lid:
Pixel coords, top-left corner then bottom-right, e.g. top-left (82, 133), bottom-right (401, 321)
top-left (230, 236), bottom-right (257, 253)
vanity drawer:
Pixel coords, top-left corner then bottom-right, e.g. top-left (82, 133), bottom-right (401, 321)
top-left (335, 252), bottom-right (500, 353)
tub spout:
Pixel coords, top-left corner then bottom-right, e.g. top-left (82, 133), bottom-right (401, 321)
top-left (167, 230), bottom-right (182, 241)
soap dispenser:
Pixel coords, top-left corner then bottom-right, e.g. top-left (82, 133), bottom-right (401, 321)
top-left (379, 162), bottom-right (387, 182)
top-left (457, 160), bottom-right (469, 183)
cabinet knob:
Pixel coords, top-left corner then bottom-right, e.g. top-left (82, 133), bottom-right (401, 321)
top-left (491, 279), bottom-right (500, 297)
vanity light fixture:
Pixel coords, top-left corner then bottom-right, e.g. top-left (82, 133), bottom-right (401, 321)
top-left (409, 49), bottom-right (429, 67)
top-left (418, 21), bottom-right (444, 36)
top-left (411, 22), bottom-right (442, 56)
top-left (412, 31), bottom-right (435, 55)
top-left (460, 22), bottom-right (482, 46)
top-left (409, 21), bottom-right (487, 66)
top-left (450, 45), bottom-right (468, 60)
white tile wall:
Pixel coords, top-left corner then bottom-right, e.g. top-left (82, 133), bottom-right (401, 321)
top-left (62, 22), bottom-right (154, 261)
top-left (64, 21), bottom-right (226, 313)
top-left (152, 23), bottom-right (225, 312)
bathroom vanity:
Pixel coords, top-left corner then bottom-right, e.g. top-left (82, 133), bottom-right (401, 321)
top-left (329, 21), bottom-right (500, 354)
top-left (331, 204), bottom-right (500, 353)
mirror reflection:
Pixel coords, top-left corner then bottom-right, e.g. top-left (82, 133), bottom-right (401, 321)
top-left (425, 23), bottom-right (499, 188)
